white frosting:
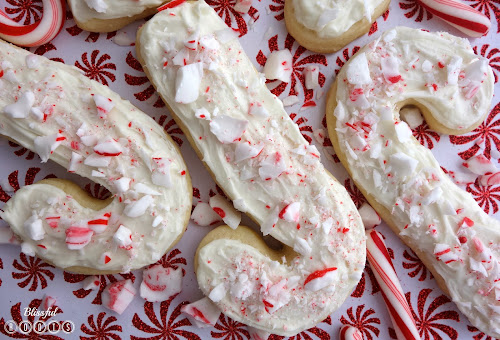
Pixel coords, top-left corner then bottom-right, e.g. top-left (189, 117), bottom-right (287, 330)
top-left (291, 0), bottom-right (385, 38)
top-left (0, 41), bottom-right (191, 272)
top-left (68, 0), bottom-right (164, 22)
top-left (333, 27), bottom-right (498, 337)
top-left (139, 1), bottom-right (365, 336)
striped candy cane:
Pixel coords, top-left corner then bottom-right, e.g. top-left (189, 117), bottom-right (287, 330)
top-left (366, 230), bottom-right (420, 340)
top-left (339, 325), bottom-right (363, 340)
top-left (419, 0), bottom-right (491, 37)
top-left (0, 0), bottom-right (65, 47)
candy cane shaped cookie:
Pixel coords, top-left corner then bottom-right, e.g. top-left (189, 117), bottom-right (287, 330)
top-left (326, 27), bottom-right (498, 337)
top-left (136, 1), bottom-right (365, 336)
top-left (0, 40), bottom-right (192, 274)
top-left (284, 0), bottom-right (391, 53)
top-left (67, 0), bottom-right (173, 33)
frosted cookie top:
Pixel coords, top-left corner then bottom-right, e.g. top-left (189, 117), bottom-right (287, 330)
top-left (291, 0), bottom-right (386, 38)
top-left (138, 1), bottom-right (365, 335)
top-left (69, 0), bottom-right (164, 22)
top-left (0, 41), bottom-right (191, 273)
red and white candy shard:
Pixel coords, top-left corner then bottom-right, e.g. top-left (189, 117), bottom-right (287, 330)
top-left (41, 295), bottom-right (56, 311)
top-left (333, 27), bottom-right (499, 337)
top-left (0, 40), bottom-right (191, 272)
top-left (248, 327), bottom-right (270, 340)
top-left (366, 230), bottom-right (420, 340)
top-left (339, 325), bottom-right (363, 340)
top-left (102, 279), bottom-right (136, 315)
top-left (209, 195), bottom-right (241, 230)
top-left (233, 0), bottom-right (252, 13)
top-left (82, 275), bottom-right (101, 290)
top-left (138, 2), bottom-right (365, 337)
top-left (358, 203), bottom-right (381, 230)
top-left (263, 50), bottom-right (293, 83)
top-left (191, 202), bottom-right (222, 226)
top-left (140, 264), bottom-right (183, 302)
top-left (181, 297), bottom-right (221, 328)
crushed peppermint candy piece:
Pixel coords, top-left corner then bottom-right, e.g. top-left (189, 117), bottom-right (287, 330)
top-left (209, 195), bottom-right (241, 230)
top-left (41, 295), bottom-right (56, 311)
top-left (258, 152), bottom-right (286, 180)
top-left (304, 267), bottom-right (338, 292)
top-left (94, 139), bottom-right (123, 156)
top-left (347, 53), bottom-right (371, 85)
top-left (114, 177), bottom-right (131, 193)
top-left (480, 172), bottom-right (500, 186)
top-left (232, 198), bottom-right (247, 212)
top-left (209, 115), bottom-right (248, 144)
top-left (248, 327), bottom-right (270, 340)
top-left (293, 237), bottom-right (312, 256)
top-left (215, 28), bottom-right (238, 44)
top-left (65, 226), bottom-right (94, 250)
top-left (21, 242), bottom-right (36, 256)
top-left (421, 60), bottom-right (433, 73)
top-left (102, 279), bottom-right (136, 315)
top-left (263, 49), bottom-right (293, 83)
top-left (261, 207), bottom-right (279, 236)
top-left (24, 213), bottom-right (45, 241)
top-left (88, 212), bottom-right (111, 234)
top-left (233, 0), bottom-right (252, 13)
top-left (358, 203), bottom-right (380, 229)
top-left (113, 225), bottom-right (133, 248)
top-left (124, 195), bottom-right (154, 217)
top-left (93, 94), bottom-right (115, 115)
top-left (447, 56), bottom-right (463, 85)
top-left (390, 152), bottom-right (418, 179)
top-left (463, 154), bottom-right (498, 175)
top-left (113, 30), bottom-right (135, 46)
top-left (434, 244), bottom-right (458, 264)
top-left (195, 107), bottom-right (211, 120)
top-left (447, 170), bottom-right (478, 185)
top-left (25, 55), bottom-right (40, 69)
top-left (208, 283), bottom-right (226, 302)
top-left (279, 202), bottom-right (300, 223)
top-left (394, 121), bottom-right (413, 143)
top-left (68, 152), bottom-right (83, 173)
top-left (84, 0), bottom-right (108, 12)
top-left (181, 297), bottom-right (221, 328)
top-left (248, 102), bottom-right (269, 118)
top-left (235, 141), bottom-right (264, 163)
top-left (184, 30), bottom-right (199, 51)
top-left (400, 106), bottom-right (423, 129)
top-left (304, 65), bottom-right (320, 90)
top-left (0, 227), bottom-right (17, 244)
top-left (282, 95), bottom-right (299, 107)
top-left (4, 91), bottom-right (35, 118)
top-left (151, 157), bottom-right (172, 188)
top-left (82, 275), bottom-right (101, 290)
top-left (191, 202), bottom-right (222, 226)
top-left (140, 265), bottom-right (182, 302)
top-left (175, 62), bottom-right (203, 104)
top-left (381, 56), bottom-right (402, 84)
top-left (84, 154), bottom-right (111, 167)
top-left (34, 133), bottom-right (62, 163)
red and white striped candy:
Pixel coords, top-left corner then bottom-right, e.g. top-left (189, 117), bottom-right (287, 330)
top-left (339, 325), bottom-right (363, 340)
top-left (0, 0), bottom-right (65, 47)
top-left (87, 212), bottom-right (112, 234)
top-left (181, 297), bottom-right (221, 328)
top-left (102, 279), bottom-right (136, 315)
top-left (366, 230), bottom-right (420, 340)
top-left (419, 0), bottom-right (491, 37)
top-left (65, 226), bottom-right (94, 250)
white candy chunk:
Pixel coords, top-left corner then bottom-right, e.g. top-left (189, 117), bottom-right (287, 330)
top-left (209, 115), bottom-right (248, 144)
top-left (395, 121), bottom-right (413, 143)
top-left (184, 30), bottom-right (199, 51)
top-left (68, 152), bottom-right (83, 173)
top-left (102, 279), bottom-right (136, 315)
top-left (30, 107), bottom-right (44, 121)
top-left (347, 53), bottom-right (372, 85)
top-left (191, 202), bottom-right (221, 226)
top-left (4, 91), bottom-right (35, 118)
top-left (381, 56), bottom-right (401, 84)
top-left (233, 198), bottom-right (247, 212)
top-left (113, 225), bottom-right (133, 247)
top-left (358, 203), bottom-right (380, 229)
top-left (248, 102), bottom-right (269, 118)
top-left (0, 227), bottom-right (16, 244)
top-left (195, 107), bottom-right (211, 120)
top-left (82, 275), bottom-right (101, 290)
top-left (208, 283), bottom-right (226, 302)
top-left (293, 238), bottom-right (312, 256)
top-left (175, 62), bottom-right (203, 104)
top-left (152, 216), bottom-right (163, 228)
top-left (464, 154), bottom-right (498, 175)
top-left (261, 207), bottom-right (279, 236)
top-left (172, 48), bottom-right (190, 66)
top-left (235, 141), bottom-right (264, 163)
top-left (134, 183), bottom-right (160, 196)
top-left (152, 157), bottom-right (171, 188)
top-left (447, 56), bottom-right (463, 85)
top-left (390, 152), bottom-right (418, 178)
top-left (41, 295), bottom-right (56, 311)
top-left (421, 60), bottom-right (433, 72)
top-left (209, 195), bottom-right (241, 230)
top-left (84, 0), bottom-right (108, 12)
top-left (81, 135), bottom-right (98, 147)
top-left (124, 195), bottom-right (154, 218)
top-left (34, 134), bottom-right (58, 163)
top-left (93, 94), bottom-right (114, 115)
top-left (263, 50), bottom-right (293, 83)
top-left (282, 95), bottom-right (299, 107)
top-left (304, 269), bottom-right (338, 292)
top-left (248, 327), bottom-right (270, 340)
top-left (234, 0), bottom-right (252, 13)
top-left (304, 65), bottom-right (319, 90)
top-left (114, 177), bottom-right (131, 193)
top-left (113, 30), bottom-right (135, 46)
top-left (24, 214), bottom-right (45, 241)
top-left (94, 139), bottom-right (123, 156)
top-left (279, 202), bottom-right (300, 223)
top-left (322, 217), bottom-right (334, 234)
top-left (84, 154), bottom-right (111, 167)
top-left (199, 35), bottom-right (220, 50)
top-left (21, 242), bottom-right (36, 256)
top-left (400, 107), bottom-right (423, 129)
top-left (25, 55), bottom-right (40, 69)
top-left (422, 186), bottom-right (443, 205)
top-left (140, 265), bottom-right (183, 302)
top-left (215, 28), bottom-right (238, 44)
top-left (181, 297), bottom-right (221, 327)
top-left (258, 152), bottom-right (286, 180)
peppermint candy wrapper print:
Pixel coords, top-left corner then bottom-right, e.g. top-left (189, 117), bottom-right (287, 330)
top-left (0, 0), bottom-right (499, 339)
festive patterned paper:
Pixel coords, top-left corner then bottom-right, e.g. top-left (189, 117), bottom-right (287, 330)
top-left (0, 0), bottom-right (499, 339)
